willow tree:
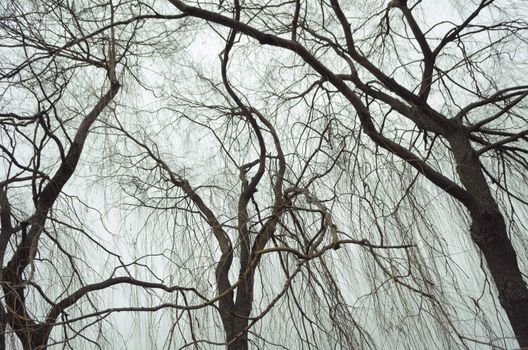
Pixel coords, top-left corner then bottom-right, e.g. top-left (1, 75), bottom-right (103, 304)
top-left (2, 0), bottom-right (528, 349)
top-left (0, 1), bottom-right (189, 348)
top-left (162, 0), bottom-right (528, 348)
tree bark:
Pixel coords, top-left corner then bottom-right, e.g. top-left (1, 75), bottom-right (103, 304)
top-left (226, 322), bottom-right (249, 350)
top-left (449, 132), bottom-right (528, 348)
top-left (471, 211), bottom-right (528, 348)
top-left (0, 307), bottom-right (5, 350)
top-left (218, 300), bottom-right (250, 350)
top-left (217, 274), bottom-right (253, 350)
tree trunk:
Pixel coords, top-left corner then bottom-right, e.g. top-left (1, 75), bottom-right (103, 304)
top-left (215, 249), bottom-right (251, 350)
top-left (219, 305), bottom-right (250, 350)
top-left (226, 323), bottom-right (249, 350)
top-left (217, 270), bottom-right (253, 350)
top-left (471, 211), bottom-right (528, 347)
top-left (219, 281), bottom-right (252, 350)
top-left (449, 133), bottom-right (528, 348)
top-left (0, 309), bottom-right (5, 350)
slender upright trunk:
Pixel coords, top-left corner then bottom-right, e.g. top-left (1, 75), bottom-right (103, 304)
top-left (218, 296), bottom-right (251, 350)
top-left (217, 295), bottom-right (249, 350)
top-left (449, 132), bottom-right (528, 348)
top-left (0, 308), bottom-right (5, 350)
top-left (218, 275), bottom-right (253, 350)
top-left (215, 246), bottom-right (252, 350)
top-left (226, 322), bottom-right (249, 350)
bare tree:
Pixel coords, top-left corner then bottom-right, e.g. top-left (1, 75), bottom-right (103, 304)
top-left (0, 1), bottom-right (191, 348)
top-left (159, 0), bottom-right (528, 348)
top-left (2, 0), bottom-right (528, 349)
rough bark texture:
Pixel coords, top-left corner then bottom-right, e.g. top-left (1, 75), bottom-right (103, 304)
top-left (217, 261), bottom-right (254, 350)
top-left (217, 295), bottom-right (251, 350)
top-left (449, 132), bottom-right (528, 348)
top-left (471, 211), bottom-right (528, 348)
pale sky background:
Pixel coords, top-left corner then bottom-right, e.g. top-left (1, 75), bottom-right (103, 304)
top-left (1, 1), bottom-right (527, 349)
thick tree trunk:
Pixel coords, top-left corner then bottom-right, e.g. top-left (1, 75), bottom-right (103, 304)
top-left (226, 323), bottom-right (249, 350)
top-left (0, 308), bottom-right (5, 350)
top-left (216, 261), bottom-right (254, 350)
top-left (449, 133), bottom-right (528, 348)
top-left (471, 211), bottom-right (528, 348)
top-left (227, 283), bottom-right (253, 350)
top-left (215, 249), bottom-right (251, 350)
top-left (218, 304), bottom-right (250, 350)
top-left (218, 280), bottom-right (252, 350)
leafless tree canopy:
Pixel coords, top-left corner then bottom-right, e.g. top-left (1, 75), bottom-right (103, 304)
top-left (1, 0), bottom-right (528, 349)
